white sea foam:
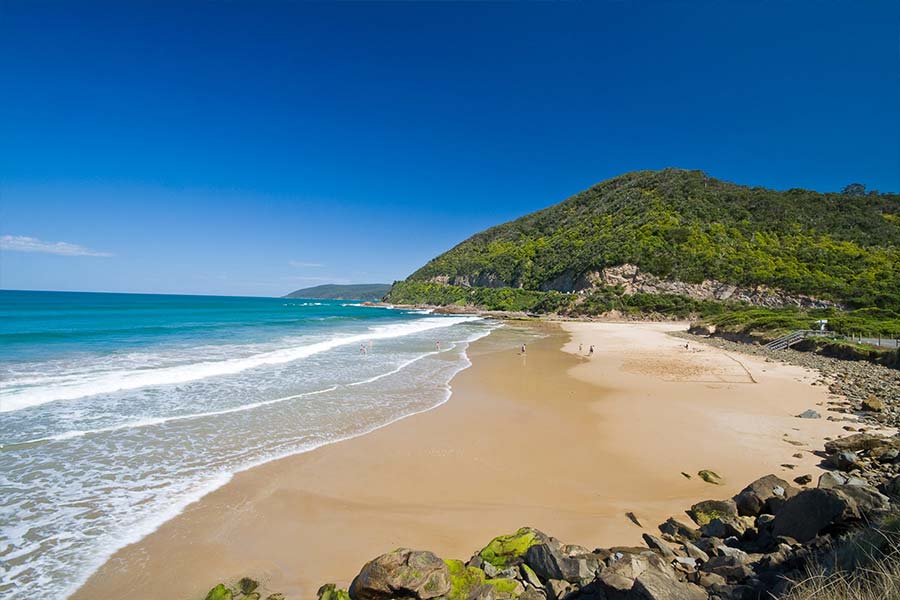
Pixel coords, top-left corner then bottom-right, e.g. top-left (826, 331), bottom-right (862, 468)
top-left (0, 316), bottom-right (479, 413)
top-left (54, 325), bottom-right (496, 600)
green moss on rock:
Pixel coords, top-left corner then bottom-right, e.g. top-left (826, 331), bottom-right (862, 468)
top-left (444, 559), bottom-right (487, 600)
top-left (204, 584), bottom-right (233, 600)
top-left (477, 527), bottom-right (541, 568)
top-left (486, 577), bottom-right (521, 596)
top-left (317, 583), bottom-right (350, 600)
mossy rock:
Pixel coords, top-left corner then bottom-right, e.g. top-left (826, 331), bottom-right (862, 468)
top-left (485, 577), bottom-right (522, 597)
top-left (204, 584), bottom-right (233, 600)
top-left (697, 470), bottom-right (721, 485)
top-left (444, 559), bottom-right (487, 600)
top-left (477, 527), bottom-right (543, 568)
top-left (239, 578), bottom-right (259, 595)
top-left (688, 499), bottom-right (737, 526)
top-left (317, 583), bottom-right (350, 600)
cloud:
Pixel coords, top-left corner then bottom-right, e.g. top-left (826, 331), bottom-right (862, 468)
top-left (0, 235), bottom-right (113, 257)
top-left (289, 260), bottom-right (323, 268)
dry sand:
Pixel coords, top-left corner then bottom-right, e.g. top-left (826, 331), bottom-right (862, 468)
top-left (72, 321), bottom-right (859, 600)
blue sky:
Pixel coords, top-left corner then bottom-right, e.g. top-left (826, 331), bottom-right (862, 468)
top-left (2, 1), bottom-right (898, 297)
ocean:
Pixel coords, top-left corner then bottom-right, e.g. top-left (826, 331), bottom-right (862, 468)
top-left (0, 290), bottom-right (495, 599)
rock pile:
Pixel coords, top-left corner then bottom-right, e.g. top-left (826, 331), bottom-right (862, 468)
top-left (204, 430), bottom-right (899, 600)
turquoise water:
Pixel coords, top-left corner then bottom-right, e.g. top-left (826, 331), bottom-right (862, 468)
top-left (0, 290), bottom-right (494, 599)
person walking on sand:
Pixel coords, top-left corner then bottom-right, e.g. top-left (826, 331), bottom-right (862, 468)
top-left (521, 343), bottom-right (526, 355)
top-left (588, 344), bottom-right (594, 356)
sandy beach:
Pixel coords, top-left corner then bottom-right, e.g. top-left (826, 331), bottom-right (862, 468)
top-left (71, 321), bottom-right (862, 600)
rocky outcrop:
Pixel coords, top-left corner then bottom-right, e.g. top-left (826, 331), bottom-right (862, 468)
top-left (349, 549), bottom-right (451, 600)
top-left (578, 264), bottom-right (841, 309)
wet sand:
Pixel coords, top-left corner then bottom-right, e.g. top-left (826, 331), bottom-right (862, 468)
top-left (72, 321), bottom-right (857, 600)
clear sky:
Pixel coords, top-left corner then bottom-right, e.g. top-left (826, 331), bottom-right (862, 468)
top-left (2, 1), bottom-right (898, 297)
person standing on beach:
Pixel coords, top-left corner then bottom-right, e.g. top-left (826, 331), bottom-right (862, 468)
top-left (578, 343), bottom-right (583, 354)
top-left (588, 344), bottom-right (594, 356)
top-left (360, 344), bottom-right (367, 355)
top-left (521, 343), bottom-right (526, 355)
top-left (435, 341), bottom-right (441, 351)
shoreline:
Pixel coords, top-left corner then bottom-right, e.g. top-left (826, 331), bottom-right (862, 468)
top-left (71, 321), bottom-right (869, 600)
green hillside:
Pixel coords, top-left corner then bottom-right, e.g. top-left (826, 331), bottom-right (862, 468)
top-left (389, 169), bottom-right (900, 312)
top-left (284, 283), bottom-right (391, 301)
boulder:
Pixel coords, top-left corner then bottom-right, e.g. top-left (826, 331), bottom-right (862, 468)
top-left (797, 409), bottom-right (821, 419)
top-left (834, 484), bottom-right (890, 514)
top-left (827, 450), bottom-right (859, 471)
top-left (687, 499), bottom-right (737, 526)
top-left (478, 528), bottom-right (548, 568)
top-left (824, 433), bottom-right (896, 454)
top-left (642, 534), bottom-right (677, 559)
top-left (631, 566), bottom-right (708, 600)
top-left (658, 518), bottom-right (700, 542)
top-left (733, 474), bottom-right (796, 516)
top-left (349, 548), bottom-right (451, 600)
top-left (700, 555), bottom-right (753, 582)
top-left (771, 489), bottom-right (859, 542)
top-left (524, 542), bottom-right (602, 583)
top-left (595, 552), bottom-right (706, 600)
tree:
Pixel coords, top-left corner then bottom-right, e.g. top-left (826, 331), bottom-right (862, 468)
top-left (842, 183), bottom-right (866, 196)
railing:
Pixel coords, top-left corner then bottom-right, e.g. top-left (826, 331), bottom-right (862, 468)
top-left (764, 330), bottom-right (900, 351)
top-left (764, 330), bottom-right (830, 351)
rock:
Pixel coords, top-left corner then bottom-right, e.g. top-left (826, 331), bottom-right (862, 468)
top-left (862, 395), bottom-right (884, 411)
top-left (205, 584), bottom-right (233, 600)
top-left (642, 534), bottom-right (676, 559)
top-left (520, 564), bottom-right (543, 588)
top-left (793, 474), bottom-right (812, 485)
top-left (797, 409), bottom-right (821, 419)
top-left (518, 588), bottom-right (546, 600)
top-left (834, 484), bottom-right (890, 514)
top-left (659, 518), bottom-right (700, 541)
top-left (701, 555), bottom-right (753, 581)
top-left (696, 572), bottom-right (727, 588)
top-left (265, 595), bottom-right (285, 600)
top-left (544, 579), bottom-right (573, 600)
top-left (827, 450), bottom-right (860, 471)
top-left (595, 552), bottom-right (706, 600)
top-left (524, 542), bottom-right (602, 582)
top-left (818, 471), bottom-right (850, 489)
top-left (698, 470), bottom-right (722, 485)
top-left (631, 566), bottom-right (708, 600)
top-left (733, 474), bottom-right (796, 516)
top-left (318, 584), bottom-right (350, 600)
top-left (687, 499), bottom-right (738, 526)
top-left (478, 528), bottom-right (547, 568)
top-left (700, 516), bottom-right (749, 539)
top-left (348, 548), bottom-right (451, 600)
top-left (771, 489), bottom-right (859, 542)
top-left (882, 475), bottom-right (900, 498)
top-left (681, 542), bottom-right (709, 562)
top-left (824, 433), bottom-right (896, 454)
top-left (240, 578), bottom-right (260, 595)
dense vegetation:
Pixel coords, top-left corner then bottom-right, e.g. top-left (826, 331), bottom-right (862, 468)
top-left (284, 283), bottom-right (391, 301)
top-left (395, 169), bottom-right (900, 310)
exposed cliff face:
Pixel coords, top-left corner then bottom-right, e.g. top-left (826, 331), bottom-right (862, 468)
top-left (583, 264), bottom-right (842, 310)
top-left (429, 263), bottom-right (842, 310)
